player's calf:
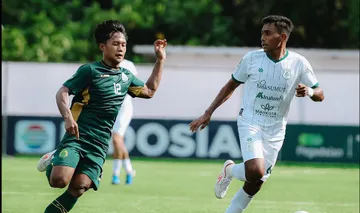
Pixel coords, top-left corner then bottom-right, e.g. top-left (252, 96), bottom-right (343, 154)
top-left (67, 174), bottom-right (92, 198)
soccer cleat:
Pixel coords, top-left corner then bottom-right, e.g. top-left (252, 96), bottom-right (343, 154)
top-left (214, 160), bottom-right (235, 199)
top-left (36, 150), bottom-right (57, 172)
top-left (125, 174), bottom-right (133, 185)
top-left (112, 175), bottom-right (120, 185)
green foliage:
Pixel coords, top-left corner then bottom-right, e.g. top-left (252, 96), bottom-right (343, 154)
top-left (2, 0), bottom-right (358, 62)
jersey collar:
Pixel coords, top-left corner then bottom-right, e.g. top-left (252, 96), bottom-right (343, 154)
top-left (266, 50), bottom-right (289, 63)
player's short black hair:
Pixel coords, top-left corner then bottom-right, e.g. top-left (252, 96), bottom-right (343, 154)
top-left (94, 20), bottom-right (127, 44)
top-left (262, 15), bottom-right (294, 36)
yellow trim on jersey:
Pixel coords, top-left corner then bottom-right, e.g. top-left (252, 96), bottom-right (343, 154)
top-left (81, 87), bottom-right (90, 104)
top-left (71, 87), bottom-right (90, 121)
top-left (128, 86), bottom-right (143, 97)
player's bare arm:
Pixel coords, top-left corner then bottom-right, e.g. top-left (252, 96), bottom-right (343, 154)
top-left (128, 39), bottom-right (167, 99)
top-left (189, 79), bottom-right (241, 132)
top-left (56, 85), bottom-right (79, 139)
top-left (295, 83), bottom-right (324, 102)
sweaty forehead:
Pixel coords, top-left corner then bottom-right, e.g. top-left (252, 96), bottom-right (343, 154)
top-left (109, 32), bottom-right (126, 42)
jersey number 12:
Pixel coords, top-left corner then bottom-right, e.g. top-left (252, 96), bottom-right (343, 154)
top-left (113, 83), bottom-right (122, 95)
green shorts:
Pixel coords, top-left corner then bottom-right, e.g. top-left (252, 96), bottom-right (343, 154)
top-left (46, 145), bottom-right (105, 191)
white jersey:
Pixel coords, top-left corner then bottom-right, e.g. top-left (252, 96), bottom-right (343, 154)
top-left (232, 49), bottom-right (319, 130)
top-left (112, 60), bottom-right (137, 135)
top-left (120, 60), bottom-right (138, 101)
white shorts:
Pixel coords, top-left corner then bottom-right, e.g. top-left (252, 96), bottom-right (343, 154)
top-left (237, 117), bottom-right (284, 181)
top-left (112, 95), bottom-right (133, 136)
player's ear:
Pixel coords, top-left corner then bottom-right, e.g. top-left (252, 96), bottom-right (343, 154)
top-left (98, 43), bottom-right (106, 52)
top-left (281, 33), bottom-right (287, 42)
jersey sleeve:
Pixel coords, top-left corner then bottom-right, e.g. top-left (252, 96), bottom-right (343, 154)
top-left (63, 64), bottom-right (92, 95)
top-left (232, 52), bottom-right (252, 83)
top-left (300, 57), bottom-right (319, 88)
top-left (127, 75), bottom-right (145, 97)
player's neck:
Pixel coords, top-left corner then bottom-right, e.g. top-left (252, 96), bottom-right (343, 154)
top-left (102, 58), bottom-right (120, 69)
top-left (266, 47), bottom-right (287, 62)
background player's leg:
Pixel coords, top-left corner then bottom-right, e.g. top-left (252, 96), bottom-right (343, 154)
top-left (112, 133), bottom-right (123, 184)
top-left (119, 137), bottom-right (135, 184)
top-left (44, 173), bottom-right (92, 213)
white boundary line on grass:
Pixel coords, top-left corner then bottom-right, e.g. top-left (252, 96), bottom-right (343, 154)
top-left (2, 191), bottom-right (358, 207)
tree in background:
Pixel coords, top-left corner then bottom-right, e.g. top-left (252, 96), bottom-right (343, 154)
top-left (2, 0), bottom-right (358, 62)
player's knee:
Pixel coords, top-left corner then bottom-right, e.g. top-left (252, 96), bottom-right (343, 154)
top-left (245, 166), bottom-right (265, 183)
top-left (122, 150), bottom-right (129, 158)
top-left (50, 176), bottom-right (69, 188)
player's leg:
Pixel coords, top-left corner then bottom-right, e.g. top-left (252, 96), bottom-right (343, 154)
top-left (44, 147), bottom-right (81, 213)
top-left (225, 136), bottom-right (283, 213)
top-left (217, 122), bottom-right (265, 213)
top-left (119, 134), bottom-right (135, 185)
top-left (44, 173), bottom-right (92, 213)
top-left (112, 131), bottom-right (124, 184)
top-left (45, 147), bottom-right (80, 188)
top-left (112, 97), bottom-right (134, 184)
top-left (214, 122), bottom-right (264, 197)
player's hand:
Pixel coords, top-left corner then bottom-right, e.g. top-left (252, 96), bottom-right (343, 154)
top-left (154, 39), bottom-right (167, 61)
top-left (295, 84), bottom-right (308, 97)
top-left (64, 117), bottom-right (79, 139)
top-left (189, 113), bottom-right (211, 132)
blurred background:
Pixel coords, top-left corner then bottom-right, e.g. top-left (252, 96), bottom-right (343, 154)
top-left (1, 1), bottom-right (359, 213)
top-left (2, 0), bottom-right (359, 162)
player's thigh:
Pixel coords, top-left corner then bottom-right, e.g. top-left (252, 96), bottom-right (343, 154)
top-left (46, 147), bottom-right (81, 186)
top-left (76, 155), bottom-right (105, 191)
top-left (113, 111), bottom-right (133, 137)
top-left (261, 139), bottom-right (284, 182)
top-left (237, 123), bottom-right (264, 163)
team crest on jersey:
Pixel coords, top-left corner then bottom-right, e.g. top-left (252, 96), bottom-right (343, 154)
top-left (282, 68), bottom-right (291, 79)
top-left (121, 73), bottom-right (129, 82)
top-left (59, 149), bottom-right (68, 158)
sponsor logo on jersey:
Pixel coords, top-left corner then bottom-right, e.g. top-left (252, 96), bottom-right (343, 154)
top-left (255, 103), bottom-right (277, 117)
top-left (258, 68), bottom-right (264, 73)
top-left (100, 74), bottom-right (110, 78)
top-left (257, 80), bottom-right (286, 92)
top-left (261, 103), bottom-right (275, 111)
top-left (256, 92), bottom-right (283, 101)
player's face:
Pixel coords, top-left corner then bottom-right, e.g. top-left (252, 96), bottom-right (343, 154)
top-left (260, 24), bottom-right (286, 52)
top-left (100, 32), bottom-right (127, 66)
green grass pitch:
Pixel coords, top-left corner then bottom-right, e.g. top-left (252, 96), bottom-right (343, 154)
top-left (2, 157), bottom-right (359, 213)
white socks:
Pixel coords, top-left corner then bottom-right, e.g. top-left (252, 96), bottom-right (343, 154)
top-left (113, 159), bottom-right (123, 176)
top-left (232, 163), bottom-right (247, 182)
top-left (113, 158), bottom-right (134, 176)
top-left (225, 188), bottom-right (253, 213)
top-left (123, 158), bottom-right (133, 174)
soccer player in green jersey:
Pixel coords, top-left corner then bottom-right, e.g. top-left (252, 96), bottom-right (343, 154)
top-left (36, 20), bottom-right (167, 213)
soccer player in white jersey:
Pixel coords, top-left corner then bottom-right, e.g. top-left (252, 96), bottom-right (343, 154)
top-left (112, 59), bottom-right (137, 185)
top-left (189, 15), bottom-right (324, 213)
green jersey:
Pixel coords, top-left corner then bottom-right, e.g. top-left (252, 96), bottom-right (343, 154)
top-left (61, 61), bottom-right (144, 156)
